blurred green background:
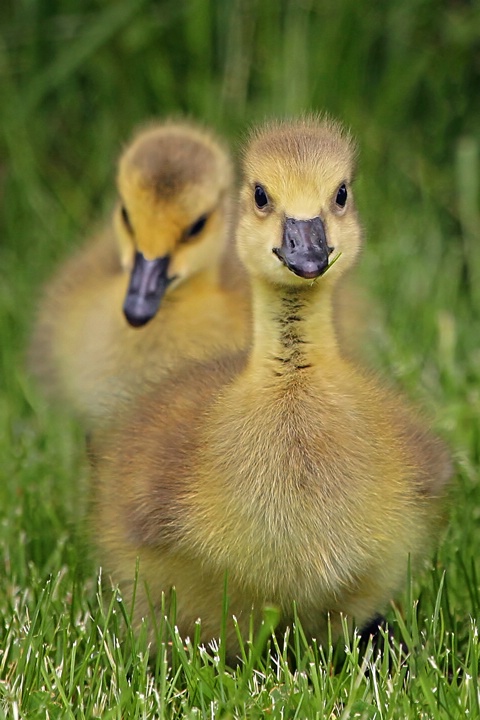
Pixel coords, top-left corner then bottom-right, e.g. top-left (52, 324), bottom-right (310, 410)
top-left (0, 0), bottom-right (479, 702)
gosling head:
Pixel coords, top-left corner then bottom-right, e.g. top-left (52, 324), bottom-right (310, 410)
top-left (115, 121), bottom-right (232, 327)
top-left (237, 116), bottom-right (361, 289)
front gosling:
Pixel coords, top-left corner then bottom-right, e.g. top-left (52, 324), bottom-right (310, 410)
top-left (91, 117), bottom-right (451, 658)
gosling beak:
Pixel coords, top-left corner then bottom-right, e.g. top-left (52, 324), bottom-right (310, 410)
top-left (273, 216), bottom-right (333, 280)
top-left (123, 252), bottom-right (173, 328)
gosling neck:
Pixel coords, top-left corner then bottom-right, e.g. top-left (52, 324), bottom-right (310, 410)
top-left (248, 274), bottom-right (342, 375)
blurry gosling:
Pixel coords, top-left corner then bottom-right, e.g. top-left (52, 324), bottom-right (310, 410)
top-left (91, 117), bottom-right (451, 657)
top-left (29, 120), bottom-right (249, 426)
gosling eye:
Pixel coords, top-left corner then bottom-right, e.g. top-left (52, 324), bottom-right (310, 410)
top-left (121, 204), bottom-right (134, 235)
top-left (335, 184), bottom-right (348, 209)
top-left (254, 184), bottom-right (269, 210)
top-left (185, 214), bottom-right (208, 240)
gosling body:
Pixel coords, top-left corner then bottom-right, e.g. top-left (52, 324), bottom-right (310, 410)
top-left (29, 121), bottom-right (249, 425)
top-left (92, 118), bottom-right (451, 654)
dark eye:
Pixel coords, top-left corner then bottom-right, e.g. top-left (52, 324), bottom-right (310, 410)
top-left (254, 185), bottom-right (269, 209)
top-left (186, 214), bottom-right (208, 239)
top-left (335, 184), bottom-right (348, 208)
top-left (121, 204), bottom-right (134, 234)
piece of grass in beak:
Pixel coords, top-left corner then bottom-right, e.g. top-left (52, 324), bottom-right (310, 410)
top-left (310, 251), bottom-right (342, 284)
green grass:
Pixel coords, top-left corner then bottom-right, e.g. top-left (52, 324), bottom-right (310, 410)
top-left (1, 0), bottom-right (479, 716)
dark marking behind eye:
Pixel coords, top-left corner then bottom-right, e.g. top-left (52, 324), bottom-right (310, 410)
top-left (121, 205), bottom-right (134, 235)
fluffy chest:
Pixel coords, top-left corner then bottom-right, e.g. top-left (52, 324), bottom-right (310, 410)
top-left (205, 372), bottom-right (379, 498)
top-left (185, 374), bottom-right (405, 603)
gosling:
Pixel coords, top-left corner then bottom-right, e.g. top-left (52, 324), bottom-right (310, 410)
top-left (29, 120), bottom-right (249, 426)
top-left (91, 116), bottom-right (451, 658)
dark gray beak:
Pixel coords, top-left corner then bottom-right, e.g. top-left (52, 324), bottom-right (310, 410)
top-left (273, 216), bottom-right (333, 279)
top-left (123, 252), bottom-right (173, 328)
